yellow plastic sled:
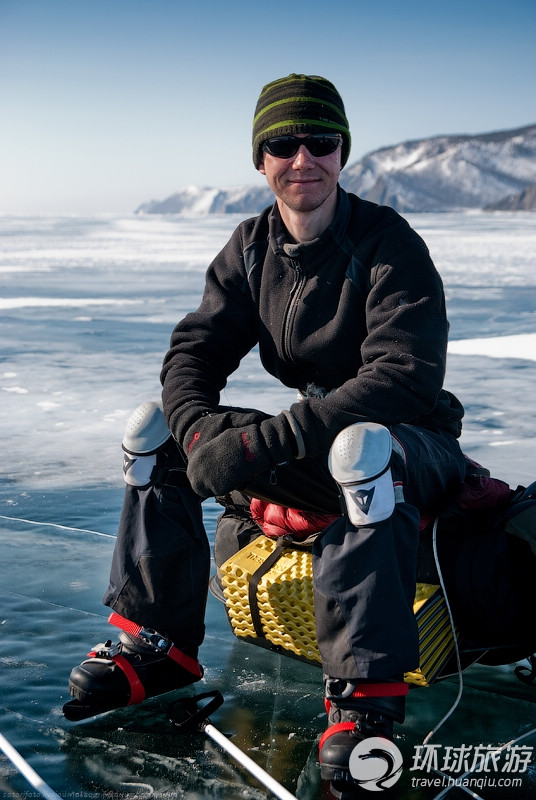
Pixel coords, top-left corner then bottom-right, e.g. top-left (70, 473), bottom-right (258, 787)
top-left (218, 535), bottom-right (456, 687)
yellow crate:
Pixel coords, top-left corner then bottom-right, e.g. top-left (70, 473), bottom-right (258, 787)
top-left (219, 536), bottom-right (456, 687)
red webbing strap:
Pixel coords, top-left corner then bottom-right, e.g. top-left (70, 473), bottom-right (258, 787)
top-left (318, 722), bottom-right (356, 757)
top-left (112, 654), bottom-right (146, 705)
top-left (108, 612), bottom-right (143, 638)
top-left (324, 682), bottom-right (408, 712)
top-left (351, 681), bottom-right (409, 698)
top-left (319, 719), bottom-right (392, 758)
top-left (165, 645), bottom-right (202, 678)
top-left (86, 647), bottom-right (146, 705)
top-left (108, 611), bottom-right (202, 678)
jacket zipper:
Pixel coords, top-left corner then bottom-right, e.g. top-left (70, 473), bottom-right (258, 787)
top-left (282, 257), bottom-right (305, 364)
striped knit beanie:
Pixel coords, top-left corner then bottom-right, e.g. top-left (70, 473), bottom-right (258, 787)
top-left (252, 74), bottom-right (351, 169)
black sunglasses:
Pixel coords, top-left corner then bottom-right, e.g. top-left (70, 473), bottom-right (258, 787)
top-left (262, 133), bottom-right (342, 160)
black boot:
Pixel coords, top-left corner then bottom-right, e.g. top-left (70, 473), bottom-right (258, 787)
top-left (319, 678), bottom-right (406, 797)
top-left (63, 616), bottom-right (203, 720)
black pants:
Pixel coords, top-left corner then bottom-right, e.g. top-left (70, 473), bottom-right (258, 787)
top-left (103, 423), bottom-right (467, 680)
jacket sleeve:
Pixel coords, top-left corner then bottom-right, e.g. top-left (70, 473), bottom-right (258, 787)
top-left (289, 224), bottom-right (461, 453)
top-left (160, 223), bottom-right (259, 443)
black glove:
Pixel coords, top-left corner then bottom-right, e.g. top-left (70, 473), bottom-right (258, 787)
top-left (182, 407), bottom-right (271, 456)
top-left (185, 412), bottom-right (301, 499)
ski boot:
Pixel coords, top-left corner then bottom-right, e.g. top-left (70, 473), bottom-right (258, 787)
top-left (319, 678), bottom-right (407, 798)
top-left (63, 612), bottom-right (203, 720)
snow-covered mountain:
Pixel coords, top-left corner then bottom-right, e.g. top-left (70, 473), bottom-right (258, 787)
top-left (136, 183), bottom-right (274, 215)
top-left (341, 124), bottom-right (536, 212)
top-left (485, 179), bottom-right (536, 211)
top-left (136, 123), bottom-right (536, 215)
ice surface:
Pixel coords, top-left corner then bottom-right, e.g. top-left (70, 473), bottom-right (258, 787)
top-left (1, 211), bottom-right (536, 799)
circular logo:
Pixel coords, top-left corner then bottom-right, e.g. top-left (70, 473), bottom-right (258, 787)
top-left (348, 736), bottom-right (403, 792)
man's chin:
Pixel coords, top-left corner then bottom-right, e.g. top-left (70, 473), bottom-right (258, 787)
top-left (282, 189), bottom-right (327, 213)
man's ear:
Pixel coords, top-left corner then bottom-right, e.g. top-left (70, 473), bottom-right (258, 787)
top-left (258, 159), bottom-right (266, 175)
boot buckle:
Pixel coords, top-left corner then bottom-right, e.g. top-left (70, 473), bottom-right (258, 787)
top-left (325, 677), bottom-right (357, 700)
top-left (137, 626), bottom-right (173, 655)
top-left (90, 640), bottom-right (121, 659)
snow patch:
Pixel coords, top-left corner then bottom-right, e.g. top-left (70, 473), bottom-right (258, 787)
top-left (448, 333), bottom-right (536, 361)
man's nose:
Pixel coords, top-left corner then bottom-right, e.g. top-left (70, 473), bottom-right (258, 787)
top-left (291, 145), bottom-right (314, 168)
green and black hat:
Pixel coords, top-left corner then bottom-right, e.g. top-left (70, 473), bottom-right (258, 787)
top-left (252, 73), bottom-right (351, 169)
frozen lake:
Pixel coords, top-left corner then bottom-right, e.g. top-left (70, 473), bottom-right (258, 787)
top-left (1, 210), bottom-right (536, 799)
top-left (2, 211), bottom-right (535, 495)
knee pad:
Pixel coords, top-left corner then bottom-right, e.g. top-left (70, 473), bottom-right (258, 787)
top-left (328, 422), bottom-right (395, 526)
top-left (122, 401), bottom-right (172, 487)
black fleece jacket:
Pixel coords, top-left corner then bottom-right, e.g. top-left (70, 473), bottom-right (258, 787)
top-left (161, 188), bottom-right (463, 457)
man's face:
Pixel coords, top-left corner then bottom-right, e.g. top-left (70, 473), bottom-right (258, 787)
top-left (258, 133), bottom-right (341, 215)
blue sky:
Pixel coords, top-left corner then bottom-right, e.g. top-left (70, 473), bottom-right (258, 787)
top-left (1, 0), bottom-right (535, 214)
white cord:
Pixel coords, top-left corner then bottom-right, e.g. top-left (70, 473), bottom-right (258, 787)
top-left (423, 518), bottom-right (464, 747)
top-left (432, 726), bottom-right (536, 800)
top-left (426, 517), bottom-right (536, 800)
top-left (423, 517), bottom-right (486, 799)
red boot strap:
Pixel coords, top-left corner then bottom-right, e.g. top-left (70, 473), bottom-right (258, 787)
top-left (324, 681), bottom-right (408, 713)
top-left (86, 647), bottom-right (147, 705)
top-left (351, 682), bottom-right (408, 698)
top-left (319, 722), bottom-right (356, 757)
top-left (108, 611), bottom-right (202, 678)
top-left (112, 654), bottom-right (146, 705)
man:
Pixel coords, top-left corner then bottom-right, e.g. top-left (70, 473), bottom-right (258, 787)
top-left (65, 74), bottom-right (467, 791)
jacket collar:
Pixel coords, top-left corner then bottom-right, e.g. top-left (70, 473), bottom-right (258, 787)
top-left (268, 186), bottom-right (351, 257)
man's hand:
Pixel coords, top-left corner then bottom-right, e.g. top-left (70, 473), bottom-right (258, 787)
top-left (185, 413), bottom-right (299, 498)
top-left (182, 408), bottom-right (271, 455)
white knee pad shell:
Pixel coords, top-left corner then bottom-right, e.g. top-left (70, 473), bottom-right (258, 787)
top-left (328, 422), bottom-right (395, 526)
top-left (122, 401), bottom-right (172, 487)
